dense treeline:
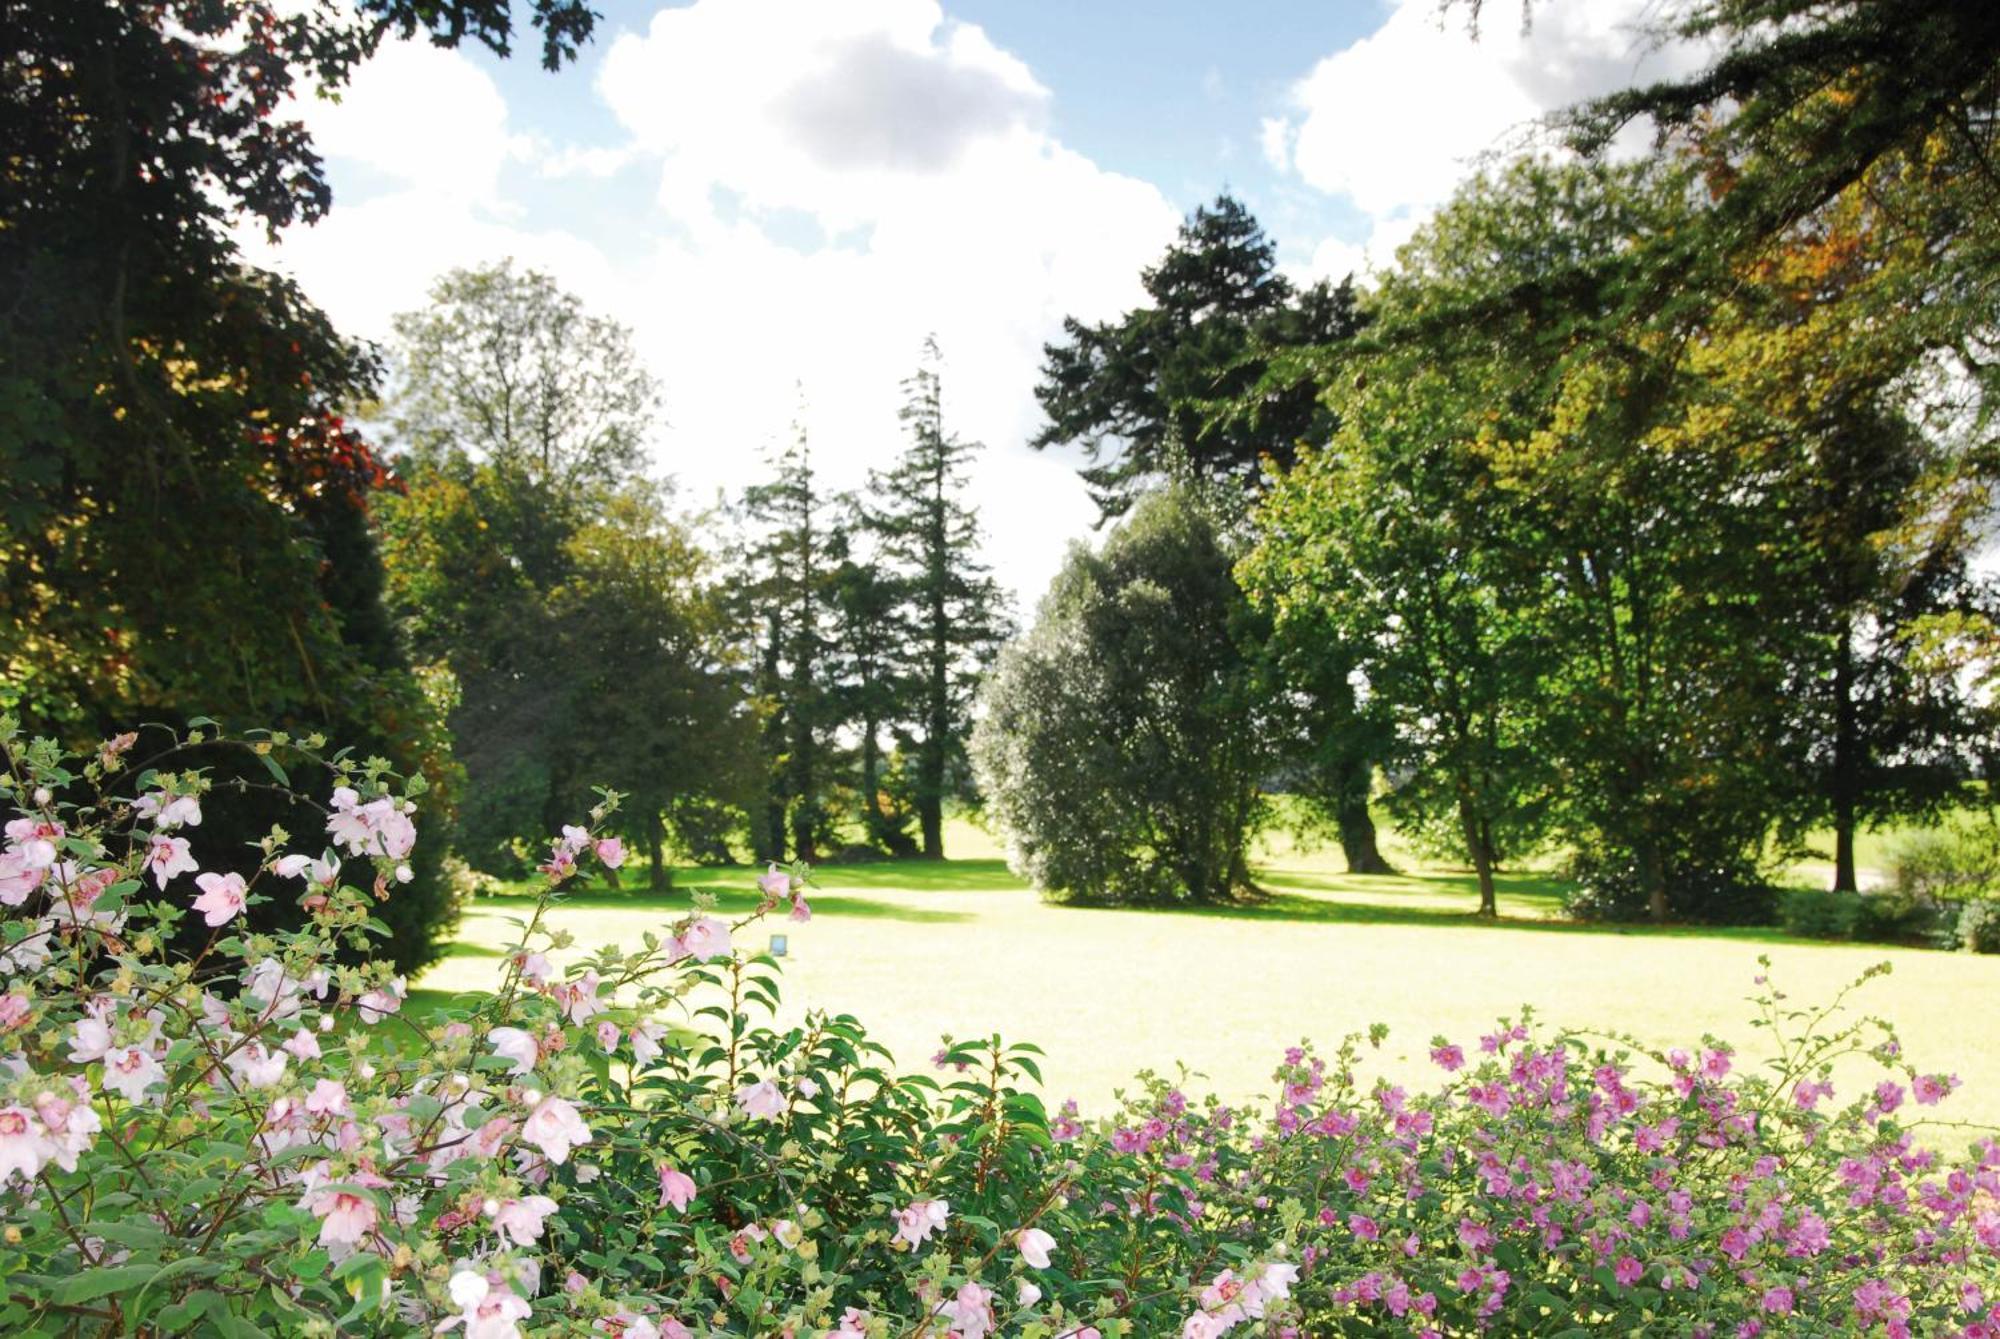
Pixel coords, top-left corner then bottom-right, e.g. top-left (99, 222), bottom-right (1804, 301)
top-left (982, 0), bottom-right (2000, 918)
top-left (9, 0), bottom-right (1999, 937)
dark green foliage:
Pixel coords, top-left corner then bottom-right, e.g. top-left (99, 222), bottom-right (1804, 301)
top-left (862, 339), bottom-right (1012, 858)
top-left (1032, 195), bottom-right (1363, 518)
top-left (1564, 846), bottom-right (1775, 928)
top-left (1777, 889), bottom-right (1866, 941)
top-left (973, 488), bottom-right (1274, 905)
top-left (0, 0), bottom-right (589, 969)
top-left (737, 422), bottom-right (844, 863)
top-left (828, 546), bottom-right (918, 857)
top-left (378, 263), bottom-right (747, 876)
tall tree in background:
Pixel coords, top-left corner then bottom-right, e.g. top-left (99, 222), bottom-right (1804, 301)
top-left (740, 420), bottom-right (842, 863)
top-left (1034, 196), bottom-right (1388, 872)
top-left (0, 0), bottom-right (595, 970)
top-left (379, 263), bottom-right (660, 855)
top-left (828, 531), bottom-right (917, 856)
top-left (975, 487), bottom-right (1275, 904)
top-left (553, 484), bottom-right (755, 889)
top-left (1032, 195), bottom-right (1363, 518)
top-left (1245, 354), bottom-right (1553, 918)
top-left (869, 339), bottom-right (1011, 859)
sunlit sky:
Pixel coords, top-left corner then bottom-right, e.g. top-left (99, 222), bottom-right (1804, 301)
top-left (249, 0), bottom-right (1706, 606)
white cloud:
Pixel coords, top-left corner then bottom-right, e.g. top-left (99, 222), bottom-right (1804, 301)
top-left (298, 41), bottom-right (528, 204)
top-left (1258, 115), bottom-right (1292, 173)
top-left (1282, 0), bottom-right (1712, 277)
top-left (251, 0), bottom-right (1180, 608)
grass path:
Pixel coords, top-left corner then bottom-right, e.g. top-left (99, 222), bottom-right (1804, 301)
top-left (417, 822), bottom-right (2000, 1135)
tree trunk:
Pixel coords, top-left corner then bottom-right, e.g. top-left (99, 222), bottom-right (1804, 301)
top-left (1831, 621), bottom-right (1859, 892)
top-left (917, 732), bottom-right (945, 860)
top-left (1336, 773), bottom-right (1394, 875)
top-left (1458, 790), bottom-right (1496, 917)
top-left (1641, 838), bottom-right (1668, 924)
top-left (647, 813), bottom-right (671, 893)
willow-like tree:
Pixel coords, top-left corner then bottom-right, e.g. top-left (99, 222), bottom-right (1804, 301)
top-left (866, 339), bottom-right (1011, 859)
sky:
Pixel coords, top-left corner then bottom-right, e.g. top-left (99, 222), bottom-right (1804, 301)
top-left (250, 0), bottom-right (1708, 608)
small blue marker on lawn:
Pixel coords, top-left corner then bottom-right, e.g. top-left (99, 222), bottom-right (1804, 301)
top-left (769, 933), bottom-right (789, 957)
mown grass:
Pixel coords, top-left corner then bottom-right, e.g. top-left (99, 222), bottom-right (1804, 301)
top-left (415, 817), bottom-right (2000, 1135)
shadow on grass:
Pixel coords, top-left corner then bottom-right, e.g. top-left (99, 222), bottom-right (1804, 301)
top-left (1066, 865), bottom-right (1796, 943)
top-left (471, 881), bottom-right (975, 925)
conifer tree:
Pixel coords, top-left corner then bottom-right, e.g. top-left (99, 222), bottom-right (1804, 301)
top-left (741, 416), bottom-right (842, 862)
top-left (867, 339), bottom-right (1012, 859)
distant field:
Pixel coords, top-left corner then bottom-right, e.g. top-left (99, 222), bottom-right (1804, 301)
top-left (417, 817), bottom-right (2000, 1138)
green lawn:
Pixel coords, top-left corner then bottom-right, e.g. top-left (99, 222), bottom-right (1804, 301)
top-left (418, 819), bottom-right (2000, 1136)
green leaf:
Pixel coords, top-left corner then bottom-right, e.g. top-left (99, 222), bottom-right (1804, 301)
top-left (50, 1263), bottom-right (160, 1304)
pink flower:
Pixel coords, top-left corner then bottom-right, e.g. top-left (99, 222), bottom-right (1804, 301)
top-left (305, 1079), bottom-right (350, 1117)
top-left (734, 1079), bottom-right (785, 1120)
top-left (146, 834), bottom-right (197, 888)
top-left (1701, 1049), bottom-right (1732, 1081)
top-left (522, 1095), bottom-right (592, 1164)
top-left (226, 1041), bottom-right (288, 1089)
top-left (488, 1027), bottom-right (539, 1075)
top-left (190, 871), bottom-right (247, 926)
top-left (135, 791), bottom-right (202, 830)
top-left (304, 1186), bottom-right (378, 1249)
top-left (1430, 1042), bottom-right (1466, 1072)
top-left (758, 864), bottom-right (790, 900)
top-left (326, 790), bottom-right (416, 859)
top-left (941, 1281), bottom-right (995, 1339)
top-left (678, 916), bottom-right (732, 961)
top-left (356, 976), bottom-right (406, 1024)
top-left (283, 1029), bottom-right (323, 1061)
top-left (629, 1022), bottom-right (667, 1068)
top-left (825, 1308), bottom-right (872, 1339)
top-left (893, 1198), bottom-right (949, 1248)
top-left (0, 1105), bottom-right (50, 1185)
top-left (595, 837), bottom-right (626, 869)
top-left (0, 851), bottom-right (43, 905)
top-left (489, 1194), bottom-right (559, 1246)
top-left (1913, 1073), bottom-right (1958, 1106)
top-left (1017, 1226), bottom-right (1056, 1268)
top-left (1761, 1286), bottom-right (1794, 1315)
top-left (658, 1164), bottom-right (697, 1211)
top-left (1613, 1256), bottom-right (1642, 1287)
top-left (273, 852), bottom-right (340, 885)
top-left (557, 971), bottom-right (604, 1024)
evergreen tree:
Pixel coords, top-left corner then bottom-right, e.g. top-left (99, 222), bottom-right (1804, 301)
top-left (867, 339), bottom-right (1012, 859)
top-left (828, 528), bottom-right (918, 856)
top-left (1031, 195), bottom-right (1363, 519)
top-left (740, 418), bottom-right (842, 862)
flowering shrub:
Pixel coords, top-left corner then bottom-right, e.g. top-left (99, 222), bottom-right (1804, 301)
top-left (1, 720), bottom-right (1997, 1336)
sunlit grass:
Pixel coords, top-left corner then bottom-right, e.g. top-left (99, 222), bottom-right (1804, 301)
top-left (417, 816), bottom-right (2000, 1136)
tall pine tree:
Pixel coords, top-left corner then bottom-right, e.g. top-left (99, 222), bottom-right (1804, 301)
top-left (867, 339), bottom-right (1012, 859)
top-left (740, 415), bottom-right (842, 862)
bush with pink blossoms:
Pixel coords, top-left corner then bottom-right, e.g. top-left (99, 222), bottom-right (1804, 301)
top-left (1, 720), bottom-right (1996, 1337)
